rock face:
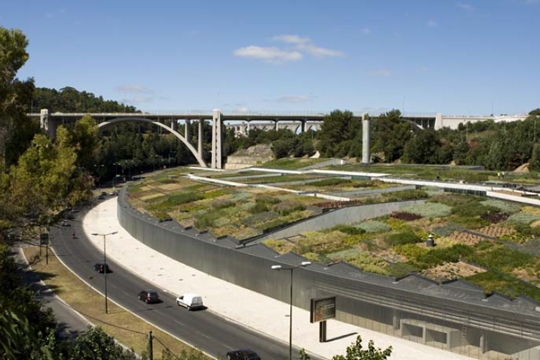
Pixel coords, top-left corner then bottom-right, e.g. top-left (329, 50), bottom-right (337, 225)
top-left (224, 144), bottom-right (274, 170)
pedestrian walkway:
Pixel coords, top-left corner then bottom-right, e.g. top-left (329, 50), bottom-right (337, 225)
top-left (82, 198), bottom-right (472, 360)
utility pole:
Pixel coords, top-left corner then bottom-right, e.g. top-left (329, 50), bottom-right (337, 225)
top-left (148, 330), bottom-right (153, 360)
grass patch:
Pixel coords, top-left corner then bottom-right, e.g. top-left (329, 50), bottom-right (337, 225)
top-left (465, 271), bottom-right (540, 301)
top-left (23, 246), bottom-right (208, 359)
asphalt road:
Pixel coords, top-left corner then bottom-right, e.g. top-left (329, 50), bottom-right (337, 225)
top-left (50, 211), bottom-right (321, 360)
top-left (13, 246), bottom-right (90, 340)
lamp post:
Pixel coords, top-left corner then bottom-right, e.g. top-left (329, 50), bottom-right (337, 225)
top-left (271, 261), bottom-right (311, 360)
top-left (91, 231), bottom-right (118, 314)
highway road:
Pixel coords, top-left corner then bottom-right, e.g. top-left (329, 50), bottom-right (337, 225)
top-left (50, 210), bottom-right (322, 360)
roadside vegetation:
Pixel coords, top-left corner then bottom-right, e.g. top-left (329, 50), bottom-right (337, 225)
top-left (2, 25), bottom-right (540, 359)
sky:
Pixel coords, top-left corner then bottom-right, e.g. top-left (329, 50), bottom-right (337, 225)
top-left (2, 0), bottom-right (539, 116)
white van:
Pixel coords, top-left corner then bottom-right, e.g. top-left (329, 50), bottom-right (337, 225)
top-left (176, 293), bottom-right (204, 310)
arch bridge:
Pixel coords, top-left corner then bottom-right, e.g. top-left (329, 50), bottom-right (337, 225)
top-left (29, 109), bottom-right (529, 169)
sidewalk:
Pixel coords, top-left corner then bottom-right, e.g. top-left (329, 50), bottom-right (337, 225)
top-left (82, 198), bottom-right (472, 360)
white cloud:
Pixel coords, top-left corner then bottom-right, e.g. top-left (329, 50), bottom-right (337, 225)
top-left (362, 27), bottom-right (372, 35)
top-left (233, 46), bottom-right (303, 63)
top-left (272, 35), bottom-right (310, 44)
top-left (277, 95), bottom-right (312, 103)
top-left (456, 2), bottom-right (474, 10)
top-left (115, 84), bottom-right (153, 94)
top-left (235, 34), bottom-right (343, 63)
top-left (427, 19), bottom-right (438, 27)
top-left (296, 43), bottom-right (343, 57)
top-left (366, 69), bottom-right (392, 77)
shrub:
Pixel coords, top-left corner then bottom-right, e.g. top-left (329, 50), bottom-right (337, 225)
top-left (382, 189), bottom-right (429, 202)
top-left (401, 202), bottom-right (452, 218)
top-left (385, 229), bottom-right (422, 247)
top-left (394, 244), bottom-right (427, 260)
top-left (249, 202), bottom-right (269, 214)
top-left (415, 244), bottom-right (474, 268)
top-left (309, 178), bottom-right (352, 187)
top-left (481, 212), bottom-right (509, 223)
top-left (390, 211), bottom-right (422, 221)
top-left (508, 212), bottom-right (540, 225)
top-left (272, 201), bottom-right (306, 216)
top-left (469, 247), bottom-right (533, 273)
top-left (254, 194), bottom-right (281, 205)
top-left (194, 211), bottom-right (219, 229)
top-left (355, 220), bottom-right (391, 233)
top-left (465, 272), bottom-right (540, 301)
top-left (331, 224), bottom-right (366, 235)
top-left (481, 199), bottom-right (521, 213)
top-left (452, 201), bottom-right (499, 217)
top-left (431, 223), bottom-right (464, 237)
top-left (212, 200), bottom-right (235, 210)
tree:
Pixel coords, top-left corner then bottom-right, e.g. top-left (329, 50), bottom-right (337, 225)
top-left (298, 336), bottom-right (392, 360)
top-left (69, 326), bottom-right (136, 360)
top-left (530, 143), bottom-right (540, 171)
top-left (317, 110), bottom-right (359, 158)
top-left (0, 27), bottom-right (37, 167)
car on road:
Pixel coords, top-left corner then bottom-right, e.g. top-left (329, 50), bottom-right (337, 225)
top-left (138, 290), bottom-right (160, 304)
top-left (61, 220), bottom-right (70, 227)
top-left (176, 293), bottom-right (204, 310)
top-left (226, 349), bottom-right (261, 360)
top-left (94, 262), bottom-right (110, 273)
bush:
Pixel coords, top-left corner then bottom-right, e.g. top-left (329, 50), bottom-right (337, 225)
top-left (249, 202), bottom-right (269, 214)
top-left (212, 200), bottom-right (235, 210)
top-left (402, 202), bottom-right (452, 218)
top-left (272, 201), bottom-right (306, 216)
top-left (355, 220), bottom-right (392, 233)
top-left (481, 212), bottom-right (509, 223)
top-left (390, 211), bottom-right (422, 221)
top-left (194, 211), bottom-right (219, 229)
top-left (481, 199), bottom-right (521, 213)
top-left (508, 212), bottom-right (540, 225)
top-left (381, 189), bottom-right (429, 202)
top-left (385, 229), bottom-right (422, 247)
top-left (469, 247), bottom-right (533, 273)
top-left (254, 194), bottom-right (281, 205)
top-left (331, 224), bottom-right (366, 235)
top-left (452, 201), bottom-right (499, 217)
top-left (465, 271), bottom-right (540, 301)
top-left (309, 178), bottom-right (352, 187)
top-left (415, 244), bottom-right (474, 268)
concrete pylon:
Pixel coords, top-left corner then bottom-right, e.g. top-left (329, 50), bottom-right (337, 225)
top-left (211, 109), bottom-right (222, 169)
top-left (361, 113), bottom-right (370, 164)
top-left (40, 109), bottom-right (57, 139)
top-left (185, 119), bottom-right (191, 143)
top-left (198, 119), bottom-right (203, 158)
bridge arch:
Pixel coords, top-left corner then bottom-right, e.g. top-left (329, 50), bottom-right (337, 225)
top-left (98, 118), bottom-right (207, 167)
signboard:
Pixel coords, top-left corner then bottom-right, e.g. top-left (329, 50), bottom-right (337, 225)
top-left (40, 233), bottom-right (49, 245)
top-left (310, 296), bottom-right (336, 323)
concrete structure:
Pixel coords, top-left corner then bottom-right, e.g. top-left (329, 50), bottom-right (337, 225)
top-left (30, 109), bottom-right (531, 169)
top-left (361, 113), bottom-right (370, 164)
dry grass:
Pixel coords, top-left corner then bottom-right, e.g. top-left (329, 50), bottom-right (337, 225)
top-left (23, 246), bottom-right (210, 360)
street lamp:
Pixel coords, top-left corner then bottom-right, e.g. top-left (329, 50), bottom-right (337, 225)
top-left (271, 261), bottom-right (312, 360)
top-left (91, 231), bottom-right (118, 314)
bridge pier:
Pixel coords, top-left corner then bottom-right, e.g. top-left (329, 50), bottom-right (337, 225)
top-left (211, 109), bottom-right (222, 169)
top-left (185, 119), bottom-right (191, 142)
top-left (40, 109), bottom-right (58, 139)
top-left (198, 119), bottom-right (203, 158)
top-left (361, 113), bottom-right (370, 164)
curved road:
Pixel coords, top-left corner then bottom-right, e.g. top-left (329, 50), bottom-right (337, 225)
top-left (51, 210), bottom-right (321, 360)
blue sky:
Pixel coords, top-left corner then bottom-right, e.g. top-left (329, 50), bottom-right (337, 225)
top-left (2, 0), bottom-right (539, 115)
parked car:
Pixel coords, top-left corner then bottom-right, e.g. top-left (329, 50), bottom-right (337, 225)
top-left (138, 290), bottom-right (160, 304)
top-left (226, 349), bottom-right (261, 360)
top-left (61, 220), bottom-right (70, 227)
top-left (176, 293), bottom-right (204, 310)
top-left (94, 262), bottom-right (110, 273)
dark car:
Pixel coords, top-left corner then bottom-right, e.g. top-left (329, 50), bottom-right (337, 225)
top-left (138, 290), bottom-right (160, 304)
top-left (94, 262), bottom-right (110, 273)
top-left (226, 349), bottom-right (261, 360)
